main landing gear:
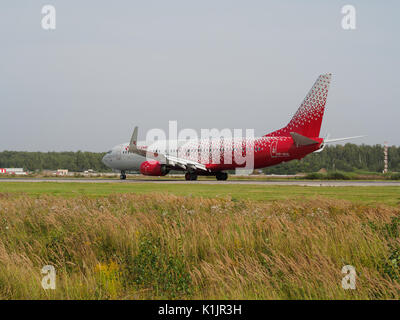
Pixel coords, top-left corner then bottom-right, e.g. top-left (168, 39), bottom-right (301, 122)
top-left (120, 170), bottom-right (127, 180)
top-left (185, 172), bottom-right (198, 181)
top-left (185, 171), bottom-right (228, 181)
top-left (216, 172), bottom-right (228, 181)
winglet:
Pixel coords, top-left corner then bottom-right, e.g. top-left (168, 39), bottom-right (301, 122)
top-left (129, 126), bottom-right (138, 152)
top-left (128, 126), bottom-right (164, 160)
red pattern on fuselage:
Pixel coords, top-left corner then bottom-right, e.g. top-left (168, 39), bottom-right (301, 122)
top-left (136, 135), bottom-right (323, 172)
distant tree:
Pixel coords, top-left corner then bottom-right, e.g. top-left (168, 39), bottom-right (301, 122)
top-left (0, 143), bottom-right (398, 174)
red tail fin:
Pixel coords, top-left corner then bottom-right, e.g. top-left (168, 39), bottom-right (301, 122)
top-left (265, 73), bottom-right (331, 138)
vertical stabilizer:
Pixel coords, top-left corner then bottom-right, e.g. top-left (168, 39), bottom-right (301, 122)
top-left (265, 73), bottom-right (331, 138)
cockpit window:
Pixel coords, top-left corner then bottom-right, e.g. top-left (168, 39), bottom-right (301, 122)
top-left (106, 150), bottom-right (112, 154)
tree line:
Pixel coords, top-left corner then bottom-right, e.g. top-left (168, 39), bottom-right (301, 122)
top-left (263, 144), bottom-right (400, 174)
top-left (0, 144), bottom-right (399, 174)
top-left (0, 151), bottom-right (108, 172)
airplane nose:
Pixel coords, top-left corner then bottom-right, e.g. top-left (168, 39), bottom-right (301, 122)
top-left (102, 151), bottom-right (113, 167)
top-left (102, 155), bottom-right (108, 166)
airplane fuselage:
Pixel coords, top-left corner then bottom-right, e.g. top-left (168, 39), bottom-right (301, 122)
top-left (102, 136), bottom-right (323, 173)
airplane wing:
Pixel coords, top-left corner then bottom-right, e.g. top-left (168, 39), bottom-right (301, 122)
top-left (128, 126), bottom-right (208, 171)
top-left (164, 154), bottom-right (207, 171)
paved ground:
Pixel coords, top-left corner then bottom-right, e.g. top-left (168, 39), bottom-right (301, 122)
top-left (1, 178), bottom-right (400, 187)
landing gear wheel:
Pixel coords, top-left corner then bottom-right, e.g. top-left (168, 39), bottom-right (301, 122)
top-left (185, 172), bottom-right (198, 181)
top-left (120, 171), bottom-right (127, 180)
top-left (216, 172), bottom-right (228, 181)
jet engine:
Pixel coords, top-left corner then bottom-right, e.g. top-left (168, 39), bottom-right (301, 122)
top-left (139, 160), bottom-right (169, 176)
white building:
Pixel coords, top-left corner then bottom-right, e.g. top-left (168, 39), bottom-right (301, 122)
top-left (56, 169), bottom-right (69, 176)
top-left (0, 168), bottom-right (27, 175)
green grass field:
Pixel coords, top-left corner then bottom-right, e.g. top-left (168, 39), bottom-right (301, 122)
top-left (1, 181), bottom-right (400, 299)
top-left (0, 181), bottom-right (399, 206)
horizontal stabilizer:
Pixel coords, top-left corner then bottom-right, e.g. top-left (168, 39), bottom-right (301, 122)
top-left (324, 135), bottom-right (365, 143)
top-left (290, 132), bottom-right (319, 147)
top-left (314, 135), bottom-right (365, 153)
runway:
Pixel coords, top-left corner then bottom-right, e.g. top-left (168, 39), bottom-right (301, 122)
top-left (1, 178), bottom-right (400, 187)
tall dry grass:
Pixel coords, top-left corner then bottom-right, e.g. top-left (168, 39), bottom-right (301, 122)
top-left (0, 192), bottom-right (399, 299)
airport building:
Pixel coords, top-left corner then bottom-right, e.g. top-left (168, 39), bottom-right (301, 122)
top-left (0, 168), bottom-right (27, 175)
top-left (56, 169), bottom-right (69, 176)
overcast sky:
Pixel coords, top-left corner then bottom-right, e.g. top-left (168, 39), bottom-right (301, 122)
top-left (0, 1), bottom-right (399, 152)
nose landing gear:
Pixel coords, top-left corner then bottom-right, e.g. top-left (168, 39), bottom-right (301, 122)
top-left (120, 170), bottom-right (127, 180)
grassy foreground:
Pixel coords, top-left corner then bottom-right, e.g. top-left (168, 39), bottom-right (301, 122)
top-left (1, 191), bottom-right (400, 299)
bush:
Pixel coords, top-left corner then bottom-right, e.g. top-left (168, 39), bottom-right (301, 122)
top-left (304, 173), bottom-right (324, 180)
top-left (390, 173), bottom-right (400, 180)
top-left (380, 245), bottom-right (400, 281)
top-left (304, 172), bottom-right (352, 180)
top-left (126, 235), bottom-right (192, 298)
top-left (326, 172), bottom-right (351, 180)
